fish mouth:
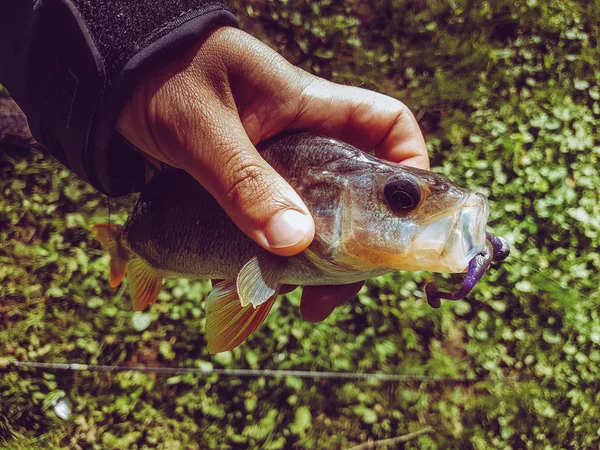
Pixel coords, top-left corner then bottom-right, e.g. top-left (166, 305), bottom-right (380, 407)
top-left (406, 192), bottom-right (490, 273)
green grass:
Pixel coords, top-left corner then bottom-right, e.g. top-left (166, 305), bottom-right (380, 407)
top-left (1, 0), bottom-right (600, 448)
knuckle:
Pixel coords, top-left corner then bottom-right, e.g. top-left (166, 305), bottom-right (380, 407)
top-left (388, 98), bottom-right (415, 125)
top-left (390, 101), bottom-right (420, 134)
top-left (393, 101), bottom-right (411, 120)
top-left (224, 156), bottom-right (273, 207)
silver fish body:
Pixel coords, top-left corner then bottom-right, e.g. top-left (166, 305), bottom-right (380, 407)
top-left (95, 132), bottom-right (500, 353)
top-left (122, 132), bottom-right (488, 284)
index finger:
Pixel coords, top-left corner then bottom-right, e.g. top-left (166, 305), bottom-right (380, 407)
top-left (289, 78), bottom-right (429, 170)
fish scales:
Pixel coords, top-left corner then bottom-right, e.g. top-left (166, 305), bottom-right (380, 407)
top-left (122, 133), bottom-right (378, 285)
top-left (94, 131), bottom-right (508, 353)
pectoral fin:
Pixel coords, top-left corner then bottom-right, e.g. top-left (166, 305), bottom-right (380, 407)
top-left (205, 281), bottom-right (277, 354)
top-left (126, 258), bottom-right (163, 311)
top-left (237, 252), bottom-right (287, 307)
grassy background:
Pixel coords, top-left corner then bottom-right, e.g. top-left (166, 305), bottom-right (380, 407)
top-left (1, 0), bottom-right (600, 448)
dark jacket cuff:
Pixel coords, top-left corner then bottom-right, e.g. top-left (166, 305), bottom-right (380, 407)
top-left (23, 1), bottom-right (237, 196)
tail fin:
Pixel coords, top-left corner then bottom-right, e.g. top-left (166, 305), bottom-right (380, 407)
top-left (93, 224), bottom-right (128, 288)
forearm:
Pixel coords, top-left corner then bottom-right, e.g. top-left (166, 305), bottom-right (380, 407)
top-left (0, 0), bottom-right (237, 195)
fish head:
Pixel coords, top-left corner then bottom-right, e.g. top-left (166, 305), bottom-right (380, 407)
top-left (323, 158), bottom-right (490, 274)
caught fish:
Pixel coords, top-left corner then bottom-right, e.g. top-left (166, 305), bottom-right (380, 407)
top-left (94, 132), bottom-right (509, 353)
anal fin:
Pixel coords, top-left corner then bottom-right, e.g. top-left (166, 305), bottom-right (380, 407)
top-left (126, 259), bottom-right (163, 311)
top-left (206, 281), bottom-right (277, 354)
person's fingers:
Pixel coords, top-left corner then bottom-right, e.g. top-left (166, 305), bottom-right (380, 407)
top-left (196, 119), bottom-right (314, 256)
top-left (279, 285), bottom-right (298, 295)
top-left (118, 26), bottom-right (425, 263)
top-left (175, 107), bottom-right (315, 256)
top-left (209, 28), bottom-right (428, 170)
top-left (119, 59), bottom-right (315, 257)
top-left (288, 78), bottom-right (429, 170)
top-left (300, 282), bottom-right (364, 323)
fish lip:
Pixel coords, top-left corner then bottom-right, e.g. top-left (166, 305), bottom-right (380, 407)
top-left (416, 194), bottom-right (470, 227)
top-left (405, 192), bottom-right (489, 273)
top-left (442, 192), bottom-right (490, 271)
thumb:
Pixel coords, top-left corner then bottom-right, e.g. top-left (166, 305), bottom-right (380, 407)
top-left (115, 33), bottom-right (314, 257)
top-left (182, 110), bottom-right (315, 257)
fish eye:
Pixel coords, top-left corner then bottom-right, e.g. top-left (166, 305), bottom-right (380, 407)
top-left (384, 177), bottom-right (421, 213)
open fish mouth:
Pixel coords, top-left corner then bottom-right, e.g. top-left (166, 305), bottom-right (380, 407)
top-left (425, 232), bottom-right (510, 308)
top-left (407, 191), bottom-right (511, 308)
top-left (407, 192), bottom-right (490, 273)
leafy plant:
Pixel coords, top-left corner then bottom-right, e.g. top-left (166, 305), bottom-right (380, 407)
top-left (1, 0), bottom-right (600, 448)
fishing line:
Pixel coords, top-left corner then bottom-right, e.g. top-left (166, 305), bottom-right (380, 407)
top-left (1, 251), bottom-right (586, 386)
top-left (501, 254), bottom-right (595, 302)
top-left (107, 196), bottom-right (112, 230)
top-left (0, 359), bottom-right (545, 384)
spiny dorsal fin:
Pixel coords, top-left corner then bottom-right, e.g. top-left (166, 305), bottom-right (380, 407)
top-left (206, 281), bottom-right (277, 354)
top-left (236, 252), bottom-right (287, 308)
top-left (126, 258), bottom-right (163, 311)
top-left (93, 223), bottom-right (128, 288)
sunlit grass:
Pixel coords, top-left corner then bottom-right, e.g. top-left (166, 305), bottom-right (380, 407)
top-left (2, 1), bottom-right (600, 448)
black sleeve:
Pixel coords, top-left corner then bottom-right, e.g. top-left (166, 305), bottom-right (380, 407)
top-left (0, 0), bottom-right (238, 196)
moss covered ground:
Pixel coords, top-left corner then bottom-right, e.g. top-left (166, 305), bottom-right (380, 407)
top-left (1, 0), bottom-right (600, 448)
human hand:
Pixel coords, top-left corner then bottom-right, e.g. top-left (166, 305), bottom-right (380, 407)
top-left (116, 26), bottom-right (428, 322)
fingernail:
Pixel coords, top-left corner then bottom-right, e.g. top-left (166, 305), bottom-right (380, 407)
top-left (265, 209), bottom-right (312, 249)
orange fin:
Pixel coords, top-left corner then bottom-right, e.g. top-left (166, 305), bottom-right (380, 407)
top-left (126, 258), bottom-right (163, 311)
top-left (93, 224), bottom-right (128, 287)
top-left (205, 281), bottom-right (277, 354)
